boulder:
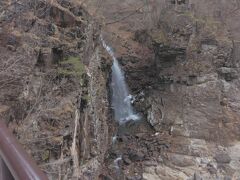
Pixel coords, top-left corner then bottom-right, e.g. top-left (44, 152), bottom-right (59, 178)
top-left (129, 151), bottom-right (145, 161)
top-left (214, 153), bottom-right (231, 164)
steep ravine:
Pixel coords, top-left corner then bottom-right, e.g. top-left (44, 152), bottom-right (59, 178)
top-left (87, 0), bottom-right (240, 179)
top-left (1, 0), bottom-right (240, 180)
top-left (0, 1), bottom-right (113, 179)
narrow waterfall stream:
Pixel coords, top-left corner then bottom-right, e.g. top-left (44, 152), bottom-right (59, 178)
top-left (100, 35), bottom-right (155, 179)
top-left (101, 36), bottom-right (140, 177)
top-left (101, 36), bottom-right (139, 124)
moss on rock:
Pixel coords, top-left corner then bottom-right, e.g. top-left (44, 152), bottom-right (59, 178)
top-left (58, 56), bottom-right (85, 78)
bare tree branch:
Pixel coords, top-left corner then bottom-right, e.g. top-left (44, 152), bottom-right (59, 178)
top-left (106, 4), bottom-right (145, 25)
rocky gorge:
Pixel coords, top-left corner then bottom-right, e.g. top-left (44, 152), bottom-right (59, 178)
top-left (1, 0), bottom-right (240, 179)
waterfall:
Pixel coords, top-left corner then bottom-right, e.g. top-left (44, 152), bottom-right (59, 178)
top-left (101, 36), bottom-right (139, 124)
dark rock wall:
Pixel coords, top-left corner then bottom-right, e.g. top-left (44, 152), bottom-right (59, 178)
top-left (85, 0), bottom-right (240, 179)
top-left (1, 0), bottom-right (240, 179)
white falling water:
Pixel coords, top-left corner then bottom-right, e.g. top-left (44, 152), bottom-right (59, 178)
top-left (114, 156), bottom-right (122, 169)
top-left (101, 36), bottom-right (139, 124)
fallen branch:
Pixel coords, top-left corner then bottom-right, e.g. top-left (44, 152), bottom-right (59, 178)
top-left (40, 157), bottom-right (71, 167)
top-left (70, 108), bottom-right (81, 178)
top-left (106, 4), bottom-right (145, 25)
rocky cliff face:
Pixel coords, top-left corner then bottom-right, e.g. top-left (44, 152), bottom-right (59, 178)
top-left (0, 1), bottom-right (111, 179)
top-left (86, 0), bottom-right (240, 179)
top-left (142, 2), bottom-right (240, 179)
top-left (1, 0), bottom-right (240, 179)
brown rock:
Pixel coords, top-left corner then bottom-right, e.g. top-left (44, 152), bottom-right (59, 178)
top-left (214, 153), bottom-right (231, 164)
top-left (129, 151), bottom-right (145, 161)
top-left (50, 4), bottom-right (79, 27)
top-left (123, 155), bottom-right (132, 165)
